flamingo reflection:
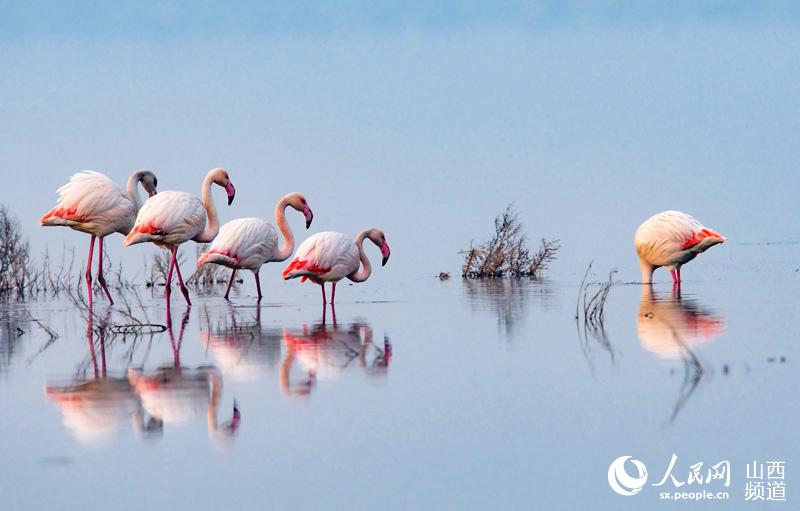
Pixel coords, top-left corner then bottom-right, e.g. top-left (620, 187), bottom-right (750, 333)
top-left (280, 319), bottom-right (391, 398)
top-left (128, 307), bottom-right (240, 438)
top-left (45, 312), bottom-right (162, 443)
top-left (199, 305), bottom-right (282, 383)
top-left (637, 287), bottom-right (726, 360)
top-left (637, 286), bottom-right (727, 420)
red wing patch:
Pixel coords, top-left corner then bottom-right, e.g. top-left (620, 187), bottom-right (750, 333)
top-left (681, 228), bottom-right (723, 250)
top-left (282, 258), bottom-right (331, 282)
top-left (130, 221), bottom-right (163, 236)
top-left (40, 206), bottom-right (87, 224)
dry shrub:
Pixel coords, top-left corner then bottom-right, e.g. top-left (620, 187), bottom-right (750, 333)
top-left (0, 206), bottom-right (36, 299)
top-left (462, 205), bottom-right (560, 278)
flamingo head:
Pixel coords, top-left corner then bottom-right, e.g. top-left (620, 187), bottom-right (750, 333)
top-left (210, 168), bottom-right (236, 205)
top-left (286, 193), bottom-right (314, 229)
top-left (366, 229), bottom-right (391, 266)
top-left (138, 170), bottom-right (159, 197)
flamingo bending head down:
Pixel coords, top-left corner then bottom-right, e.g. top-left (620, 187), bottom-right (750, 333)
top-left (635, 210), bottom-right (725, 285)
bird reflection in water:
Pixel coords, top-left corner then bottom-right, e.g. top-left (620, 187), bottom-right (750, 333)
top-left (199, 304), bottom-right (282, 383)
top-left (128, 307), bottom-right (241, 440)
top-left (637, 286), bottom-right (727, 421)
top-left (280, 317), bottom-right (391, 398)
top-left (45, 311), bottom-right (163, 444)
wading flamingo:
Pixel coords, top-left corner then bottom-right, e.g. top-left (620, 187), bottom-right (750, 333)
top-left (40, 170), bottom-right (158, 306)
top-left (196, 193), bottom-right (313, 301)
top-left (635, 211), bottom-right (725, 285)
top-left (282, 229), bottom-right (390, 307)
top-left (124, 168), bottom-right (235, 306)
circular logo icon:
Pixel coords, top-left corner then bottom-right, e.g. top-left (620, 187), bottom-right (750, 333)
top-left (608, 456), bottom-right (648, 496)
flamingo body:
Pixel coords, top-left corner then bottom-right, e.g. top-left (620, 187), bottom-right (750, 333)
top-left (123, 168), bottom-right (236, 306)
top-left (283, 231), bottom-right (360, 284)
top-left (283, 229), bottom-right (390, 307)
top-left (126, 191), bottom-right (207, 248)
top-left (41, 169), bottom-right (158, 305)
top-left (41, 171), bottom-right (141, 236)
top-left (635, 210), bottom-right (725, 284)
top-left (197, 218), bottom-right (278, 270)
top-left (196, 193), bottom-right (313, 300)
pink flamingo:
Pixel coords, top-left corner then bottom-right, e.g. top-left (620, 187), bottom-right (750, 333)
top-left (124, 168), bottom-right (235, 306)
top-left (635, 210), bottom-right (725, 285)
top-left (282, 229), bottom-right (391, 307)
top-left (40, 170), bottom-right (158, 306)
top-left (196, 192), bottom-right (313, 301)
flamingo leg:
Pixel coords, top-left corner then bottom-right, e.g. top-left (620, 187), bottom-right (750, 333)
top-left (165, 247), bottom-right (176, 301)
top-left (320, 283), bottom-right (327, 306)
top-left (331, 304), bottom-right (337, 326)
top-left (670, 269), bottom-right (678, 284)
top-left (254, 271), bottom-right (262, 301)
top-left (97, 237), bottom-right (114, 305)
top-left (676, 267), bottom-right (682, 283)
top-left (331, 282), bottom-right (336, 306)
top-left (85, 235), bottom-right (96, 307)
top-left (224, 269), bottom-right (236, 300)
top-left (172, 248), bottom-right (191, 306)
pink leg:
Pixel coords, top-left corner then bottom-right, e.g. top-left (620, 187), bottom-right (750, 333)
top-left (254, 271), bottom-right (262, 301)
top-left (676, 267), bottom-right (682, 283)
top-left (670, 269), bottom-right (678, 284)
top-left (85, 236), bottom-right (96, 307)
top-left (330, 304), bottom-right (337, 326)
top-left (224, 269), bottom-right (236, 300)
top-left (97, 237), bottom-right (114, 305)
top-left (331, 282), bottom-right (336, 306)
top-left (165, 248), bottom-right (176, 302)
top-left (320, 283), bottom-right (327, 306)
top-left (172, 247), bottom-right (191, 305)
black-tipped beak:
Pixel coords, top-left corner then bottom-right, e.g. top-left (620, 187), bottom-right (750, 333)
top-left (225, 182), bottom-right (236, 205)
top-left (149, 190), bottom-right (157, 198)
top-left (303, 206), bottom-right (314, 229)
top-left (380, 242), bottom-right (391, 267)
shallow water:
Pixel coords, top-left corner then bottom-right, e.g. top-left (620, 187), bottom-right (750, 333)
top-left (0, 243), bottom-right (796, 510)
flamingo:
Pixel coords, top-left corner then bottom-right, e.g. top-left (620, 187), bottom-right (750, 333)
top-left (196, 192), bottom-right (314, 301)
top-left (282, 229), bottom-right (391, 307)
top-left (635, 211), bottom-right (725, 285)
top-left (40, 170), bottom-right (158, 306)
top-left (124, 168), bottom-right (235, 306)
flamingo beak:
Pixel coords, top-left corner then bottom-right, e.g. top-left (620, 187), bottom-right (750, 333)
top-left (149, 189), bottom-right (157, 198)
top-left (225, 182), bottom-right (236, 205)
top-left (380, 241), bottom-right (391, 266)
top-left (303, 205), bottom-right (314, 229)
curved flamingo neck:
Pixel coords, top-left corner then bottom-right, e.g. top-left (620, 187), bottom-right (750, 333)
top-left (126, 171), bottom-right (143, 212)
top-left (273, 195), bottom-right (295, 262)
top-left (195, 173), bottom-right (219, 243)
top-left (348, 230), bottom-right (373, 283)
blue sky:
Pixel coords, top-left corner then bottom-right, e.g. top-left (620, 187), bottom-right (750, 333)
top-left (3, 1), bottom-right (800, 37)
top-left (1, 2), bottom-right (799, 282)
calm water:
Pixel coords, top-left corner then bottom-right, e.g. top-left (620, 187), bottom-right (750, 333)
top-left (0, 242), bottom-right (796, 510)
